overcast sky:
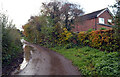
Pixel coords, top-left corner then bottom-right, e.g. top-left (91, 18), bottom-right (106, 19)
top-left (0, 0), bottom-right (116, 30)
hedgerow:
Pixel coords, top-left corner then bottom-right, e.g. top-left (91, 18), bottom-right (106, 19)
top-left (1, 13), bottom-right (23, 75)
top-left (78, 29), bottom-right (120, 52)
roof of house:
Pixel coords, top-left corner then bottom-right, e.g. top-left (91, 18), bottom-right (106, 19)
top-left (81, 8), bottom-right (112, 20)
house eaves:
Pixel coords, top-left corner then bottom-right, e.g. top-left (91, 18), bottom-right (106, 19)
top-left (97, 8), bottom-right (113, 17)
top-left (97, 23), bottom-right (113, 27)
top-left (97, 8), bottom-right (107, 17)
top-left (80, 8), bottom-right (106, 20)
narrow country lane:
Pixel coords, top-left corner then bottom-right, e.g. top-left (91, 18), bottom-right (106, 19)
top-left (16, 43), bottom-right (81, 75)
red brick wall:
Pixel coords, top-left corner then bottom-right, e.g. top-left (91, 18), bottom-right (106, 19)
top-left (96, 10), bottom-right (112, 30)
top-left (72, 18), bottom-right (96, 32)
top-left (72, 10), bottom-right (113, 32)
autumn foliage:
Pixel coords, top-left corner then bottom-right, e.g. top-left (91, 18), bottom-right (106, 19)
top-left (78, 29), bottom-right (120, 52)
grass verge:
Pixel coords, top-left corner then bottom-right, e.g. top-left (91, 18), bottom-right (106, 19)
top-left (51, 46), bottom-right (120, 76)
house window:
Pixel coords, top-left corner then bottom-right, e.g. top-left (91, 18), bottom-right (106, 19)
top-left (99, 18), bottom-right (104, 24)
top-left (108, 19), bottom-right (112, 23)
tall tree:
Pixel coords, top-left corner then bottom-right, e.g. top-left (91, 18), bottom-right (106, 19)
top-left (41, 0), bottom-right (84, 31)
top-left (60, 2), bottom-right (84, 31)
top-left (41, 0), bottom-right (62, 26)
top-left (113, 1), bottom-right (120, 41)
top-left (23, 15), bottom-right (48, 43)
top-left (23, 15), bottom-right (56, 45)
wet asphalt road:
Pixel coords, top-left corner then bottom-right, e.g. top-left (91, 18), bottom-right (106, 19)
top-left (17, 43), bottom-right (81, 75)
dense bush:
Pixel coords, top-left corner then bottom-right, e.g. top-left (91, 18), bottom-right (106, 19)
top-left (1, 13), bottom-right (23, 72)
top-left (77, 31), bottom-right (88, 46)
top-left (23, 15), bottom-right (64, 47)
top-left (2, 27), bottom-right (22, 66)
top-left (57, 28), bottom-right (73, 45)
top-left (78, 29), bottom-right (120, 52)
top-left (87, 28), bottom-right (95, 33)
top-left (99, 27), bottom-right (106, 30)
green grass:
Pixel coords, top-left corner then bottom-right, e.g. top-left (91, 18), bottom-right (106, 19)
top-left (51, 46), bottom-right (120, 76)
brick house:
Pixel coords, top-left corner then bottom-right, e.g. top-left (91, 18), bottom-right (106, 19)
top-left (73, 8), bottom-right (113, 32)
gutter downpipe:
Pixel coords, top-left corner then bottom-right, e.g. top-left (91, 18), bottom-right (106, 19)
top-left (95, 17), bottom-right (97, 30)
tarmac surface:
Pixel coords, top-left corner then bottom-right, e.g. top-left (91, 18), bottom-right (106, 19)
top-left (16, 42), bottom-right (81, 75)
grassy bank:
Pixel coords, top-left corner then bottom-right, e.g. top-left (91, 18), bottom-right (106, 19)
top-left (51, 46), bottom-right (120, 76)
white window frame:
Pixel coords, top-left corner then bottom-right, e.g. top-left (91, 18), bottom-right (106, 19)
top-left (108, 19), bottom-right (112, 23)
top-left (99, 18), bottom-right (104, 24)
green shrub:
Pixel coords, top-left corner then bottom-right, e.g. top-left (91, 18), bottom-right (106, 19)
top-left (1, 14), bottom-right (23, 69)
top-left (99, 27), bottom-right (106, 30)
top-left (87, 28), bottom-right (95, 33)
top-left (64, 43), bottom-right (77, 49)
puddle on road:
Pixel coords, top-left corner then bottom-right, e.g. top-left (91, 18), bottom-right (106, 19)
top-left (20, 58), bottom-right (28, 70)
top-left (23, 45), bottom-right (33, 62)
top-left (12, 39), bottom-right (34, 74)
